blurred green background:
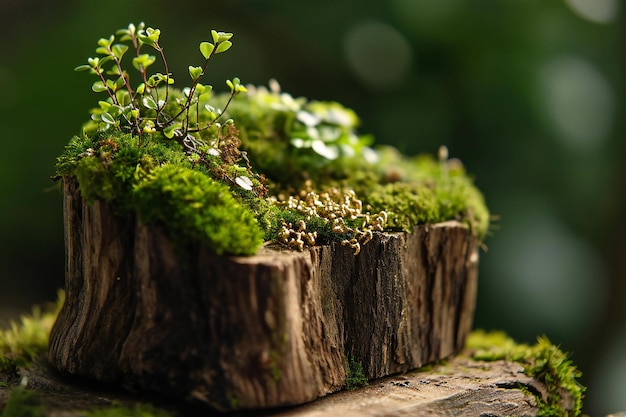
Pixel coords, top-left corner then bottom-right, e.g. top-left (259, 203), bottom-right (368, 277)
top-left (1, 0), bottom-right (623, 414)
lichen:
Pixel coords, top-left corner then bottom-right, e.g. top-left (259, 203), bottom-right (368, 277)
top-left (467, 330), bottom-right (585, 417)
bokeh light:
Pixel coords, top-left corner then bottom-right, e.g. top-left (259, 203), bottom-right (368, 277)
top-left (564, 0), bottom-right (620, 24)
top-left (540, 55), bottom-right (615, 152)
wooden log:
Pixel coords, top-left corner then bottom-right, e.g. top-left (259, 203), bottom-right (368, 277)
top-left (48, 178), bottom-right (480, 411)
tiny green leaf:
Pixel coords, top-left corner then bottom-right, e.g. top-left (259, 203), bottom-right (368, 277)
top-left (95, 46), bottom-right (109, 56)
top-left (75, 64), bottom-right (92, 72)
top-left (163, 123), bottom-right (182, 139)
top-left (106, 65), bottom-right (121, 76)
top-left (142, 96), bottom-right (158, 110)
top-left (139, 27), bottom-right (161, 47)
top-left (211, 30), bottom-right (220, 44)
top-left (99, 56), bottom-right (113, 66)
top-left (106, 79), bottom-right (117, 91)
top-left (198, 84), bottom-right (213, 99)
top-left (97, 36), bottom-right (114, 47)
top-left (132, 54), bottom-right (156, 71)
top-left (98, 101), bottom-right (111, 110)
top-left (215, 40), bottom-right (232, 54)
top-left (199, 42), bottom-right (215, 59)
top-left (111, 44), bottom-right (129, 59)
top-left (214, 31), bottom-right (233, 42)
top-left (92, 81), bottom-right (107, 93)
top-left (101, 112), bottom-right (116, 125)
top-left (116, 90), bottom-right (131, 106)
top-left (115, 76), bottom-right (126, 89)
top-left (188, 65), bottom-right (203, 80)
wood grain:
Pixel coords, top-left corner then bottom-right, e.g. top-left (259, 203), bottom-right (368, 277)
top-left (49, 178), bottom-right (480, 411)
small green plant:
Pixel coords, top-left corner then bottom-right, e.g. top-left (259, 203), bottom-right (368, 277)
top-left (467, 330), bottom-right (585, 417)
top-left (222, 81), bottom-right (377, 190)
top-left (75, 22), bottom-right (246, 148)
top-left (56, 23), bottom-right (490, 257)
top-left (345, 355), bottom-right (368, 390)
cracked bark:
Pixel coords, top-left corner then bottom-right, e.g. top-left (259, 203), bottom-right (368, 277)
top-left (48, 178), bottom-right (481, 411)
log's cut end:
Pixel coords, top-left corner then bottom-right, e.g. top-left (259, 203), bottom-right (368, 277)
top-left (48, 178), bottom-right (480, 411)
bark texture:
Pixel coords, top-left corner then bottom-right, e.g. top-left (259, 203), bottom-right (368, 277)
top-left (48, 178), bottom-right (480, 411)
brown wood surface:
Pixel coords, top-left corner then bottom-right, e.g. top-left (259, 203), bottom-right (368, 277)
top-left (2, 354), bottom-right (565, 417)
top-left (48, 178), bottom-right (480, 411)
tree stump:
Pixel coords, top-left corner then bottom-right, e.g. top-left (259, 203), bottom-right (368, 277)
top-left (48, 178), bottom-right (480, 411)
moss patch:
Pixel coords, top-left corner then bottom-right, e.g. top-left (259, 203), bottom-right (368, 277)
top-left (55, 132), bottom-right (265, 256)
top-left (1, 385), bottom-right (46, 417)
top-left (345, 356), bottom-right (368, 390)
top-left (132, 164), bottom-right (264, 255)
top-left (467, 330), bottom-right (585, 417)
top-left (55, 86), bottom-right (490, 257)
top-left (0, 293), bottom-right (63, 375)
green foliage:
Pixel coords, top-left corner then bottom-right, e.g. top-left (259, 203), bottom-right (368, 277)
top-left (58, 24), bottom-right (490, 259)
top-left (467, 330), bottom-right (585, 417)
top-left (132, 164), bottom-right (263, 255)
top-left (55, 131), bottom-right (265, 256)
top-left (1, 385), bottom-right (45, 417)
top-left (345, 355), bottom-right (368, 390)
top-left (217, 81), bottom-right (377, 191)
top-left (0, 292), bottom-right (63, 374)
top-left (76, 22), bottom-right (243, 145)
top-left (210, 83), bottom-right (490, 239)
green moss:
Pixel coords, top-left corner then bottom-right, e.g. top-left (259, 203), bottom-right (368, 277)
top-left (132, 164), bottom-right (264, 256)
top-left (55, 131), bottom-right (264, 256)
top-left (467, 330), bottom-right (585, 417)
top-left (358, 152), bottom-right (490, 238)
top-left (345, 356), bottom-right (368, 390)
top-left (1, 386), bottom-right (45, 417)
top-left (56, 86), bottom-right (490, 257)
top-left (215, 87), bottom-right (490, 239)
top-left (0, 292), bottom-right (63, 374)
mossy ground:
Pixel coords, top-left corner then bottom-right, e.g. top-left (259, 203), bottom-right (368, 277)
top-left (467, 330), bottom-right (586, 417)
